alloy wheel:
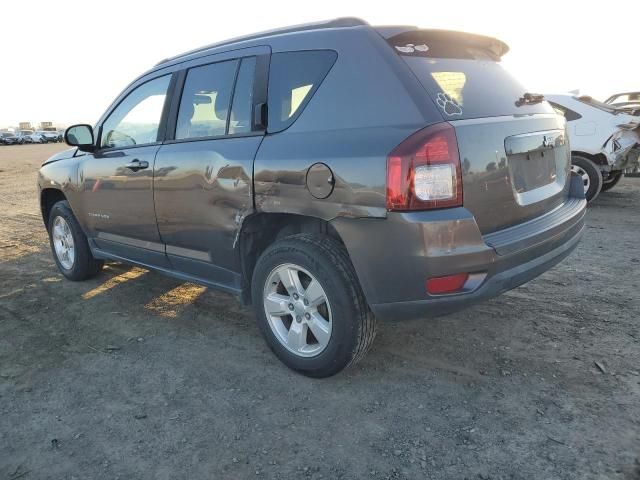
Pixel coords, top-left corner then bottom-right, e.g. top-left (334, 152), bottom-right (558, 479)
top-left (263, 263), bottom-right (332, 358)
top-left (52, 216), bottom-right (75, 270)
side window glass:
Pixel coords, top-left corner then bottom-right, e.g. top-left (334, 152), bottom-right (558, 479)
top-left (229, 57), bottom-right (256, 135)
top-left (176, 60), bottom-right (237, 140)
top-left (549, 102), bottom-right (566, 117)
top-left (101, 75), bottom-right (170, 149)
top-left (564, 108), bottom-right (582, 122)
top-left (549, 101), bottom-right (582, 122)
top-left (267, 50), bottom-right (337, 132)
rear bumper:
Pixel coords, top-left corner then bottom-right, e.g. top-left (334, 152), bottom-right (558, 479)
top-left (371, 220), bottom-right (583, 321)
top-left (332, 192), bottom-right (586, 322)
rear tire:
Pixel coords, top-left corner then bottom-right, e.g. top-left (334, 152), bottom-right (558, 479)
top-left (251, 234), bottom-right (376, 378)
top-left (571, 155), bottom-right (603, 202)
top-left (601, 172), bottom-right (623, 192)
top-left (48, 200), bottom-right (103, 281)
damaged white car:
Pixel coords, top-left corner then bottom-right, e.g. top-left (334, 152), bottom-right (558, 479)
top-left (546, 94), bottom-right (640, 201)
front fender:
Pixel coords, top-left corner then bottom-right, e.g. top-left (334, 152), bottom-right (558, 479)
top-left (41, 147), bottom-right (77, 166)
top-left (38, 157), bottom-right (82, 223)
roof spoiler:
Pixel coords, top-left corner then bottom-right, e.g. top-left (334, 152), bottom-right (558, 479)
top-left (376, 27), bottom-right (509, 59)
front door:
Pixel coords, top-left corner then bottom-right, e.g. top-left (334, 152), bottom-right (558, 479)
top-left (76, 74), bottom-right (173, 266)
top-left (154, 54), bottom-right (266, 290)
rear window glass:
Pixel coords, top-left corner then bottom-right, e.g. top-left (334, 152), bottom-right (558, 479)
top-left (176, 60), bottom-right (238, 140)
top-left (228, 57), bottom-right (256, 135)
top-left (548, 101), bottom-right (582, 122)
top-left (396, 45), bottom-right (553, 120)
top-left (267, 50), bottom-right (337, 132)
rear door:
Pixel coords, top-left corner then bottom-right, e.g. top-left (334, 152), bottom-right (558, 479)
top-left (388, 31), bottom-right (570, 233)
top-left (153, 47), bottom-right (269, 290)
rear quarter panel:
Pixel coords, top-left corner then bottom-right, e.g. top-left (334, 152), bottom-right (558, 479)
top-left (547, 96), bottom-right (612, 156)
top-left (254, 27), bottom-right (442, 220)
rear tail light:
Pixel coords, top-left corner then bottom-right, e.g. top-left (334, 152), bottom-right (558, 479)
top-left (386, 122), bottom-right (462, 211)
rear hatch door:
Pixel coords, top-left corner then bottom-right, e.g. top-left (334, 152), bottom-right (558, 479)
top-left (386, 29), bottom-right (570, 233)
top-left (451, 114), bottom-right (569, 233)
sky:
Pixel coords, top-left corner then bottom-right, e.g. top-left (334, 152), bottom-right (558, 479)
top-left (1, 0), bottom-right (638, 128)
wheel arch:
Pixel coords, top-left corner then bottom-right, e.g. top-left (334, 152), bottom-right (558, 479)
top-left (237, 212), bottom-right (346, 304)
top-left (40, 188), bottom-right (68, 228)
top-left (572, 150), bottom-right (608, 167)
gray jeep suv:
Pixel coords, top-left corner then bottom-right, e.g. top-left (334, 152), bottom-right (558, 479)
top-left (38, 18), bottom-right (586, 377)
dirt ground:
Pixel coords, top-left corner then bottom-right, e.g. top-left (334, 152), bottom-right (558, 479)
top-left (0, 143), bottom-right (638, 480)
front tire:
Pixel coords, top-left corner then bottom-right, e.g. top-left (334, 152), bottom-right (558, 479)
top-left (571, 155), bottom-right (603, 203)
top-left (252, 234), bottom-right (376, 378)
top-left (48, 200), bottom-right (103, 281)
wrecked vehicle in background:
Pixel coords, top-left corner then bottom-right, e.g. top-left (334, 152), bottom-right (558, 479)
top-left (546, 94), bottom-right (640, 201)
top-left (605, 91), bottom-right (640, 116)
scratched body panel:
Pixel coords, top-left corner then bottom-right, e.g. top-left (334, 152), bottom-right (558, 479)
top-left (38, 150), bottom-right (81, 221)
top-left (254, 127), bottom-right (409, 220)
top-left (154, 136), bottom-right (261, 277)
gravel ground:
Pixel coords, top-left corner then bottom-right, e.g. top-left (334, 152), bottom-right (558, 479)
top-left (1, 143), bottom-right (639, 480)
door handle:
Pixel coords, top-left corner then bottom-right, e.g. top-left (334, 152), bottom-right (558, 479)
top-left (125, 159), bottom-right (149, 171)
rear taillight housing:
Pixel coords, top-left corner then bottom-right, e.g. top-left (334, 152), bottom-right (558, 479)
top-left (386, 122), bottom-right (463, 211)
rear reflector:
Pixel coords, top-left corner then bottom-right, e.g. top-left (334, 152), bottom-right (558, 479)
top-left (426, 273), bottom-right (469, 295)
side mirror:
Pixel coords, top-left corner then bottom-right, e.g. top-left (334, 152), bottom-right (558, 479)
top-left (65, 124), bottom-right (95, 152)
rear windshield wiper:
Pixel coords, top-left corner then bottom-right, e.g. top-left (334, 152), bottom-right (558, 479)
top-left (516, 92), bottom-right (545, 107)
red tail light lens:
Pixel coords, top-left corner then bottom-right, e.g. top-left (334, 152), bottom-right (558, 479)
top-left (386, 122), bottom-right (463, 211)
top-left (426, 273), bottom-right (469, 295)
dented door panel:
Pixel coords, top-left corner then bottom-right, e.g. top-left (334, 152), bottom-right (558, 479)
top-left (154, 136), bottom-right (261, 278)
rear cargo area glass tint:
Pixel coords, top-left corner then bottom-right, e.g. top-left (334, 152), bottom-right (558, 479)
top-left (267, 50), bottom-right (337, 132)
top-left (399, 55), bottom-right (553, 121)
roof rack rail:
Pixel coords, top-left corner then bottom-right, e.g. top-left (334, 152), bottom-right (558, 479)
top-left (156, 17), bottom-right (369, 66)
